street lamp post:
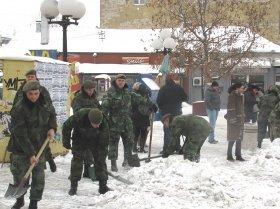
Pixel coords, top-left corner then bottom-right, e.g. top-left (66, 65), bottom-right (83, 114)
top-left (151, 29), bottom-right (177, 83)
top-left (40, 0), bottom-right (86, 62)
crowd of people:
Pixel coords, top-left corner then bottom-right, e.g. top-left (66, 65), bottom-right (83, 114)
top-left (5, 70), bottom-right (280, 209)
top-left (205, 81), bottom-right (280, 161)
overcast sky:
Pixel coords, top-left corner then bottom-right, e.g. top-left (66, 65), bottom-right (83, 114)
top-left (0, 0), bottom-right (100, 37)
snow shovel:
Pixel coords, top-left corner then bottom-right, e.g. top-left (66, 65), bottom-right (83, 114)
top-left (90, 163), bottom-right (133, 185)
top-left (145, 113), bottom-right (155, 163)
top-left (4, 137), bottom-right (51, 199)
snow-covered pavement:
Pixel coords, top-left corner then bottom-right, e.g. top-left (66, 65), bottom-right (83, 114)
top-left (1, 104), bottom-right (280, 209)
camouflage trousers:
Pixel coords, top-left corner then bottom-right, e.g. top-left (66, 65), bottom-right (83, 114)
top-left (69, 149), bottom-right (108, 182)
top-left (10, 153), bottom-right (46, 201)
top-left (108, 130), bottom-right (134, 161)
top-left (183, 137), bottom-right (206, 162)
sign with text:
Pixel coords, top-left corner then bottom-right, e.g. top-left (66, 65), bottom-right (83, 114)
top-left (122, 57), bottom-right (149, 64)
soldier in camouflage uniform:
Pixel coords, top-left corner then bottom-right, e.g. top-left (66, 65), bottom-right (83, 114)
top-left (257, 85), bottom-right (280, 148)
top-left (101, 74), bottom-right (146, 172)
top-left (162, 114), bottom-right (211, 162)
top-left (267, 86), bottom-right (280, 143)
top-left (71, 80), bottom-right (100, 113)
top-left (12, 69), bottom-right (57, 173)
top-left (8, 81), bottom-right (57, 209)
top-left (71, 80), bottom-right (100, 178)
top-left (62, 108), bottom-right (110, 195)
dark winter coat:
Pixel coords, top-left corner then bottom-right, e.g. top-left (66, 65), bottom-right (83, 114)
top-left (244, 90), bottom-right (257, 120)
top-left (156, 79), bottom-right (188, 116)
top-left (132, 86), bottom-right (158, 128)
top-left (258, 89), bottom-right (279, 123)
top-left (12, 80), bottom-right (53, 108)
top-left (204, 87), bottom-right (221, 110)
top-left (101, 80), bottom-right (146, 133)
top-left (8, 94), bottom-right (57, 157)
top-left (71, 86), bottom-right (100, 113)
top-left (62, 108), bottom-right (109, 153)
top-left (226, 90), bottom-right (244, 141)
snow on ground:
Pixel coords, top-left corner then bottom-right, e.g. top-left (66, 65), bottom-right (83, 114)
top-left (1, 103), bottom-right (280, 209)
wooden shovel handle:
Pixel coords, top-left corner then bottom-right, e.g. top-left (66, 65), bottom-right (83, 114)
top-left (23, 137), bottom-right (52, 180)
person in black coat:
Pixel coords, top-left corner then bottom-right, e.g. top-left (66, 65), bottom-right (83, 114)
top-left (156, 75), bottom-right (188, 154)
top-left (132, 82), bottom-right (158, 153)
top-left (244, 84), bottom-right (259, 123)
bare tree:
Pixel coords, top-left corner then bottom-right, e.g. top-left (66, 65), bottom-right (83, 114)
top-left (148, 0), bottom-right (270, 99)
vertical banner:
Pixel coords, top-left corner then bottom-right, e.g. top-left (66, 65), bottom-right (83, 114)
top-left (41, 15), bottom-right (49, 45)
top-left (35, 62), bottom-right (70, 141)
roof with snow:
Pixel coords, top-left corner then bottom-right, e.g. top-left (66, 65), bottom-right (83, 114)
top-left (3, 23), bottom-right (280, 54)
top-left (77, 63), bottom-right (159, 74)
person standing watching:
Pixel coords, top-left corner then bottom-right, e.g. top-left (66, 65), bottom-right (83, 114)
top-left (226, 83), bottom-right (246, 162)
top-left (156, 74), bottom-right (188, 154)
top-left (204, 81), bottom-right (221, 144)
top-left (8, 81), bottom-right (57, 209)
top-left (101, 74), bottom-right (146, 172)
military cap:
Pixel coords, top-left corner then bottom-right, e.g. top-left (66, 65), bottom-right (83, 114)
top-left (116, 74), bottom-right (126, 80)
top-left (25, 69), bottom-right (37, 76)
top-left (88, 108), bottom-right (103, 124)
top-left (23, 80), bottom-right (41, 92)
top-left (83, 80), bottom-right (95, 89)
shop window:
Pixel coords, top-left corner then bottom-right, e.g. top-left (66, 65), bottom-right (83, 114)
top-left (231, 75), bottom-right (247, 85)
top-left (133, 0), bottom-right (146, 5)
top-left (276, 74), bottom-right (280, 85)
top-left (249, 75), bottom-right (264, 90)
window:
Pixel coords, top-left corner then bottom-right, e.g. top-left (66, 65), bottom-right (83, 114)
top-left (276, 74), bottom-right (280, 85)
top-left (133, 0), bottom-right (146, 5)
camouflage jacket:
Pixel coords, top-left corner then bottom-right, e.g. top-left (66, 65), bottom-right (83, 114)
top-left (101, 82), bottom-right (146, 131)
top-left (12, 81), bottom-right (53, 108)
top-left (71, 89), bottom-right (100, 113)
top-left (62, 108), bottom-right (109, 155)
top-left (258, 89), bottom-right (279, 122)
top-left (8, 95), bottom-right (57, 157)
top-left (267, 86), bottom-right (280, 138)
top-left (167, 114), bottom-right (211, 154)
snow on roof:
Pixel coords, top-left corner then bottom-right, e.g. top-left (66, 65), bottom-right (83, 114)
top-left (0, 54), bottom-right (68, 65)
top-left (77, 63), bottom-right (159, 74)
top-left (4, 25), bottom-right (280, 54)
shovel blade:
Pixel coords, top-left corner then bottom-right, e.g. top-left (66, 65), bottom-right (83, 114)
top-left (88, 166), bottom-right (97, 182)
top-left (4, 183), bottom-right (30, 199)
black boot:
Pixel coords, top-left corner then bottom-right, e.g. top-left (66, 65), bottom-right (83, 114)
top-left (11, 196), bottom-right (24, 209)
top-left (48, 158), bottom-right (57, 173)
top-left (68, 181), bottom-right (78, 196)
top-left (122, 158), bottom-right (128, 167)
top-left (28, 200), bottom-right (37, 209)
top-left (227, 156), bottom-right (235, 162)
top-left (98, 181), bottom-right (111, 194)
top-left (257, 141), bottom-right (262, 148)
top-left (236, 156), bottom-right (245, 162)
top-left (83, 164), bottom-right (90, 178)
top-left (111, 160), bottom-right (118, 172)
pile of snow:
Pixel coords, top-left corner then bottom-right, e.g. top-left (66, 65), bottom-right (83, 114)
top-left (0, 105), bottom-right (280, 208)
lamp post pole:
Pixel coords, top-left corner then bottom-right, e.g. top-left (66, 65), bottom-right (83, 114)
top-left (40, 0), bottom-right (86, 62)
top-left (151, 29), bottom-right (177, 84)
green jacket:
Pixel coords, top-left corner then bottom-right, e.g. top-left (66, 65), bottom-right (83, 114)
top-left (12, 81), bottom-right (53, 108)
top-left (167, 114), bottom-right (211, 154)
top-left (8, 95), bottom-right (57, 157)
top-left (101, 82), bottom-right (146, 132)
top-left (62, 108), bottom-right (109, 156)
top-left (71, 89), bottom-right (100, 113)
